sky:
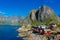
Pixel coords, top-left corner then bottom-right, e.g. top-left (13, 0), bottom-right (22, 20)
top-left (0, 0), bottom-right (60, 17)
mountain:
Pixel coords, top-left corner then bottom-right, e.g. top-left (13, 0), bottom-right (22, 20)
top-left (0, 14), bottom-right (24, 25)
top-left (19, 16), bottom-right (25, 22)
top-left (58, 16), bottom-right (60, 22)
top-left (22, 5), bottom-right (59, 25)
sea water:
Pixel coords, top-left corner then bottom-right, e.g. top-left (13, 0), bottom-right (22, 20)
top-left (0, 25), bottom-right (22, 40)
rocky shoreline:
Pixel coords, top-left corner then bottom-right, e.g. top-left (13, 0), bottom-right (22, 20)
top-left (23, 31), bottom-right (48, 40)
top-left (17, 25), bottom-right (60, 40)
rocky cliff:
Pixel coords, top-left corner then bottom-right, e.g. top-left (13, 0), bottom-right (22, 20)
top-left (22, 5), bottom-right (59, 25)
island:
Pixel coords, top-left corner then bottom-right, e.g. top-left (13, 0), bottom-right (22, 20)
top-left (17, 5), bottom-right (60, 40)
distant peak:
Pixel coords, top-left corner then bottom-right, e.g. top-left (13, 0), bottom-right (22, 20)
top-left (39, 5), bottom-right (50, 9)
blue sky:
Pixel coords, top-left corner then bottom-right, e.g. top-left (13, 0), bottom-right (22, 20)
top-left (0, 0), bottom-right (60, 17)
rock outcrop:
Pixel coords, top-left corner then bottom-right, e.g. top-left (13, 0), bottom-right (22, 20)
top-left (17, 25), bottom-right (48, 40)
top-left (23, 5), bottom-right (58, 25)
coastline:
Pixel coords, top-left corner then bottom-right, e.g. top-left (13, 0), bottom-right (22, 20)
top-left (17, 25), bottom-right (60, 40)
top-left (0, 24), bottom-right (21, 26)
top-left (17, 27), bottom-right (48, 40)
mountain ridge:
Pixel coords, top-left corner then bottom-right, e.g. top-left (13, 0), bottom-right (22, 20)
top-left (21, 5), bottom-right (60, 26)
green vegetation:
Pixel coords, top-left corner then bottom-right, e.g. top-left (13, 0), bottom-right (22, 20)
top-left (31, 19), bottom-right (38, 26)
top-left (43, 17), bottom-right (52, 24)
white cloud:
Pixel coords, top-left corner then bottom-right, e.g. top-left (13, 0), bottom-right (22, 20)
top-left (0, 11), bottom-right (5, 14)
top-left (0, 11), bottom-right (8, 17)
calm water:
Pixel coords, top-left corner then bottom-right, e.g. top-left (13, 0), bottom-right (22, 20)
top-left (0, 25), bottom-right (22, 40)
